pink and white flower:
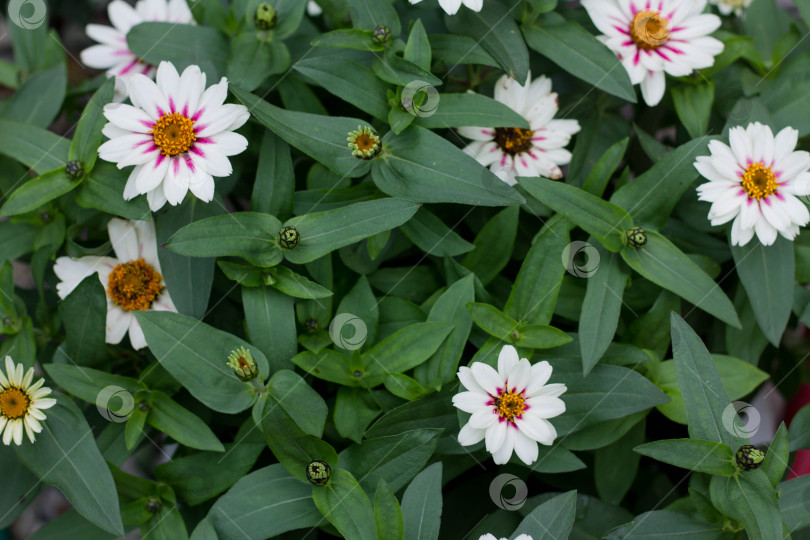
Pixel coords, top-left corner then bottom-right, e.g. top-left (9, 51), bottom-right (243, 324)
top-left (582, 0), bottom-right (724, 106)
top-left (710, 0), bottom-right (751, 16)
top-left (407, 0), bottom-right (483, 15)
top-left (694, 122), bottom-right (810, 246)
top-left (458, 72), bottom-right (580, 186)
top-left (97, 61), bottom-right (249, 211)
top-left (452, 345), bottom-right (567, 465)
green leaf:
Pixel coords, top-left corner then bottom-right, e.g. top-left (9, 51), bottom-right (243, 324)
top-left (399, 207), bottom-right (474, 257)
top-left (0, 222), bottom-right (38, 261)
top-left (347, 0), bottom-right (401, 35)
top-left (415, 93), bottom-right (530, 129)
top-left (515, 444), bottom-right (586, 473)
top-left (26, 509), bottom-right (116, 540)
top-left (363, 322), bottom-right (453, 384)
top-left (0, 443), bottom-right (40, 529)
top-left (312, 469), bottom-right (376, 540)
top-left (777, 475), bottom-right (810, 532)
top-left (165, 212), bottom-right (283, 267)
top-left (243, 285), bottom-right (297, 373)
top-left (0, 119), bottom-right (69, 174)
top-left (266, 266), bottom-right (333, 299)
top-left (251, 131), bottom-right (293, 220)
top-left (311, 29), bottom-right (382, 51)
top-left (141, 505), bottom-right (187, 540)
top-left (384, 373), bottom-right (428, 400)
top-left (267, 370), bottom-right (328, 438)
top-left (605, 510), bottom-right (725, 539)
top-left (375, 480), bottom-right (405, 540)
top-left (127, 22), bottom-right (228, 79)
top-left (710, 471), bottom-right (782, 540)
top-left (789, 404), bottom-right (810, 451)
top-left (579, 246), bottom-right (630, 375)
top-left (4, 63), bottom-right (66, 128)
top-left (339, 429), bottom-right (442, 494)
top-left (58, 275), bottom-right (107, 367)
top-left (284, 198), bottom-right (419, 264)
top-left (634, 439), bottom-right (735, 475)
top-left (44, 365), bottom-right (146, 409)
top-left (14, 396), bottom-right (124, 536)
top-left (373, 126), bottom-right (524, 206)
top-left (365, 389), bottom-right (457, 439)
top-left (462, 206), bottom-right (520, 285)
top-left (337, 275), bottom-right (379, 351)
top-left (69, 78), bottom-right (115, 171)
top-left (292, 348), bottom-right (362, 386)
top-left (760, 422), bottom-right (789, 488)
top-left (582, 138), bottom-right (629, 197)
top-left (207, 465), bottom-right (321, 538)
top-left (226, 34), bottom-right (288, 92)
top-left (231, 86), bottom-right (371, 178)
top-left (372, 47), bottom-right (442, 88)
top-left (670, 313), bottom-right (741, 448)
top-left (0, 168), bottom-right (78, 216)
top-left (333, 386), bottom-right (382, 443)
top-left (672, 83), bottom-right (714, 139)
top-left (404, 19), bottom-right (431, 69)
top-left (730, 236), bottom-right (793, 346)
top-left (401, 462), bottom-right (442, 540)
top-left (518, 177), bottom-right (632, 251)
top-left (510, 491), bottom-right (576, 540)
top-left (147, 391), bottom-right (224, 452)
top-left (136, 311), bottom-right (268, 414)
top-left (523, 14), bottom-right (635, 102)
top-left (621, 231), bottom-right (740, 328)
top-left (77, 163), bottom-right (151, 220)
top-left (294, 56), bottom-right (389, 121)
top-left (595, 423), bottom-right (644, 504)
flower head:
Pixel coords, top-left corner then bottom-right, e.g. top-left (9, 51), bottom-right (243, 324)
top-left (227, 346), bottom-right (258, 381)
top-left (582, 0), bottom-right (724, 106)
top-left (735, 444), bottom-right (765, 471)
top-left (0, 357), bottom-right (57, 446)
top-left (458, 72), bottom-right (580, 185)
top-left (710, 0), bottom-right (751, 16)
top-left (278, 226), bottom-right (301, 249)
top-left (347, 126), bottom-right (381, 159)
top-left (97, 62), bottom-right (250, 211)
top-left (254, 2), bottom-right (278, 29)
top-left (408, 0), bottom-right (483, 15)
top-left (453, 345), bottom-right (567, 465)
top-left (66, 160), bottom-right (84, 180)
top-left (306, 459), bottom-right (332, 486)
top-left (54, 218), bottom-right (177, 350)
top-left (694, 123), bottom-right (810, 246)
top-left (625, 227), bottom-right (647, 248)
top-left (80, 0), bottom-right (194, 87)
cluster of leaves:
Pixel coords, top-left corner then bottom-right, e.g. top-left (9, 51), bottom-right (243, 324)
top-left (1, 0), bottom-right (810, 539)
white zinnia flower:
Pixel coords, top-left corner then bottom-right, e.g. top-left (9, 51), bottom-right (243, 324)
top-left (694, 123), bottom-right (810, 247)
top-left (458, 72), bottom-right (581, 186)
top-left (710, 0), bottom-right (751, 16)
top-left (54, 218), bottom-right (177, 350)
top-left (80, 0), bottom-right (194, 84)
top-left (480, 535), bottom-right (532, 540)
top-left (453, 345), bottom-right (567, 465)
top-left (0, 357), bottom-right (57, 446)
top-left (408, 0), bottom-right (483, 15)
top-left (97, 61), bottom-right (249, 211)
top-left (582, 0), bottom-right (724, 106)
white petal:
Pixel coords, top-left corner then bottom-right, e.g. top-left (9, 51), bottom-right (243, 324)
top-left (469, 407), bottom-right (498, 429)
top-left (497, 345), bottom-right (519, 381)
top-left (526, 396), bottom-right (566, 419)
top-left (80, 45), bottom-right (122, 70)
top-left (513, 429), bottom-right (539, 465)
top-left (163, 157), bottom-right (191, 206)
top-left (753, 214), bottom-right (778, 245)
top-left (128, 318), bottom-right (148, 350)
top-left (518, 414), bottom-right (557, 445)
top-left (639, 70), bottom-right (666, 107)
top-left (156, 61), bottom-right (180, 99)
top-left (135, 155), bottom-right (170, 193)
top-left (196, 104), bottom-right (250, 137)
top-left (108, 218), bottom-right (140, 261)
top-left (507, 358), bottom-right (532, 393)
top-left (457, 423), bottom-right (486, 446)
top-left (729, 126), bottom-right (754, 165)
top-left (103, 103), bottom-right (155, 133)
top-left (108, 0), bottom-right (141, 33)
top-left (524, 361), bottom-right (552, 395)
top-left (106, 304), bottom-right (131, 345)
top-left (188, 171), bottom-right (215, 202)
top-left (128, 73), bottom-right (170, 119)
top-left (147, 187), bottom-right (169, 211)
top-left (457, 126), bottom-right (496, 142)
top-left (452, 391), bottom-right (490, 413)
top-left (470, 362), bottom-right (503, 396)
top-left (776, 151), bottom-right (810, 182)
top-left (773, 127), bottom-right (799, 161)
top-left (490, 426), bottom-right (515, 464)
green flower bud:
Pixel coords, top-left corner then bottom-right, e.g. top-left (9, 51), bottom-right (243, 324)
top-left (735, 444), bottom-right (765, 471)
top-left (66, 160), bottom-right (84, 180)
top-left (371, 25), bottom-right (391, 45)
top-left (226, 346), bottom-right (258, 381)
top-left (306, 459), bottom-right (331, 486)
top-left (145, 497), bottom-right (162, 513)
top-left (278, 226), bottom-right (300, 249)
top-left (254, 2), bottom-right (277, 30)
top-left (347, 125), bottom-right (381, 160)
top-left (305, 318), bottom-right (319, 332)
top-left (625, 227), bottom-right (647, 249)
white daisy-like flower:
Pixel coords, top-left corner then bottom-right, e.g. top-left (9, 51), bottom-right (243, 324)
top-left (694, 122), bottom-right (810, 247)
top-left (97, 61), bottom-right (250, 211)
top-left (452, 345), bottom-right (567, 465)
top-left (0, 357), bottom-right (57, 446)
top-left (458, 72), bottom-right (581, 186)
top-left (53, 218), bottom-right (177, 350)
top-left (408, 0), bottom-right (483, 15)
top-left (710, 0), bottom-right (751, 16)
top-left (582, 0), bottom-right (724, 106)
top-left (80, 0), bottom-right (194, 84)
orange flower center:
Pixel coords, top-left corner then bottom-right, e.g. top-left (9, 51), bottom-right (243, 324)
top-left (107, 258), bottom-right (164, 312)
top-left (741, 162), bottom-right (778, 200)
top-left (494, 127), bottom-right (535, 156)
top-left (494, 389), bottom-right (527, 423)
top-left (354, 133), bottom-right (377, 153)
top-left (152, 112), bottom-right (196, 157)
top-left (0, 387), bottom-right (29, 419)
top-left (630, 10), bottom-right (670, 50)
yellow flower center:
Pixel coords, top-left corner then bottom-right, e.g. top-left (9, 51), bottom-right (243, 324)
top-left (354, 133), bottom-right (377, 153)
top-left (494, 389), bottom-right (527, 423)
top-left (152, 112), bottom-right (196, 157)
top-left (107, 258), bottom-right (164, 312)
top-left (494, 127), bottom-right (535, 156)
top-left (631, 10), bottom-right (670, 50)
top-left (0, 387), bottom-right (29, 419)
top-left (741, 161), bottom-right (778, 200)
